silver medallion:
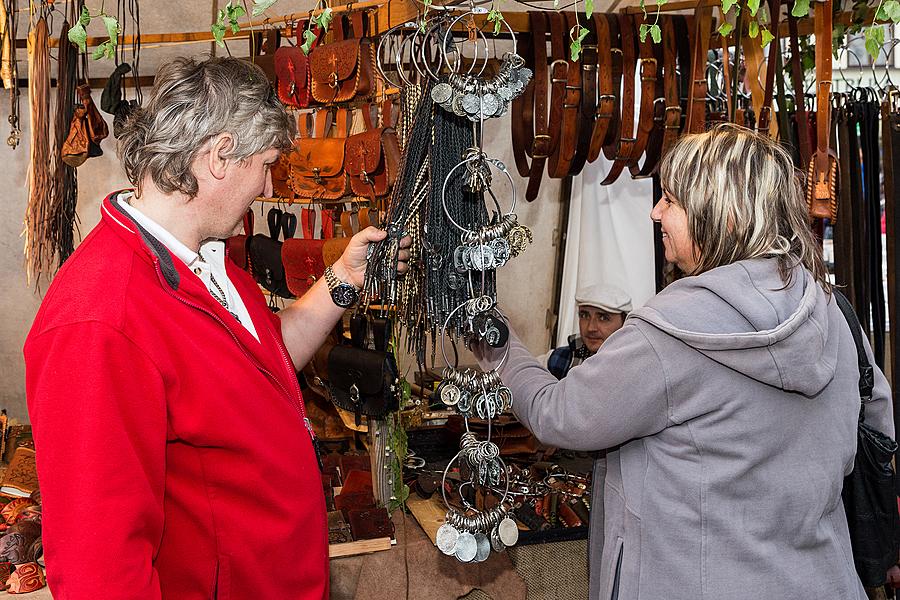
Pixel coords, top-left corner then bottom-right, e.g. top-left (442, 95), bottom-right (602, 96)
top-left (498, 516), bottom-right (519, 546)
top-left (474, 532), bottom-right (491, 562)
top-left (497, 86), bottom-right (513, 101)
top-left (461, 93), bottom-right (481, 115)
top-left (431, 82), bottom-right (453, 105)
top-left (482, 93), bottom-right (499, 118)
top-left (440, 383), bottom-right (461, 407)
top-left (452, 94), bottom-right (467, 117)
top-left (455, 531), bottom-right (478, 563)
top-left (469, 244), bottom-right (495, 271)
top-left (436, 523), bottom-right (460, 555)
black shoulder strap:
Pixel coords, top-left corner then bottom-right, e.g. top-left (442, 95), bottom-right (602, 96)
top-left (834, 290), bottom-right (875, 404)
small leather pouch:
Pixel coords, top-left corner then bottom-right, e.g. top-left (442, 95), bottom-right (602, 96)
top-left (287, 110), bottom-right (349, 201)
top-left (61, 106), bottom-right (90, 167)
top-left (282, 239), bottom-right (325, 296)
top-left (344, 103), bottom-right (401, 201)
top-left (348, 507), bottom-right (394, 540)
top-left (309, 13), bottom-right (373, 104)
top-left (326, 346), bottom-right (399, 425)
top-left (275, 37), bottom-right (311, 108)
top-left (334, 490), bottom-right (376, 521)
top-left (226, 209), bottom-right (254, 271)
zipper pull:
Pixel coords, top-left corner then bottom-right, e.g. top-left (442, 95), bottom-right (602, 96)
top-left (305, 418), bottom-right (325, 473)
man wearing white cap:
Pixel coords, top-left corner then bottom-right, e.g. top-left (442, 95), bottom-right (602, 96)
top-left (543, 283), bottom-right (632, 379)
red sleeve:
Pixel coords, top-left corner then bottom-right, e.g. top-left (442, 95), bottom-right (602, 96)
top-left (25, 322), bottom-right (166, 599)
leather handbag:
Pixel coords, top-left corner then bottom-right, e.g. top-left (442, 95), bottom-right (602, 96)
top-left (345, 102), bottom-right (401, 201)
top-left (226, 209), bottom-right (254, 271)
top-left (309, 12), bottom-right (374, 104)
top-left (327, 312), bottom-right (399, 425)
top-left (248, 208), bottom-right (296, 298)
top-left (271, 152), bottom-right (294, 200)
top-left (62, 85), bottom-right (108, 166)
top-left (286, 109), bottom-right (350, 200)
top-left (274, 23), bottom-right (320, 109)
top-left (247, 29), bottom-right (281, 82)
top-left (834, 291), bottom-right (900, 588)
top-left (282, 207), bottom-right (325, 296)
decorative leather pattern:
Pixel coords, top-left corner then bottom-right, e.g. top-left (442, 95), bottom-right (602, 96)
top-left (282, 238), bottom-right (326, 296)
top-left (274, 46), bottom-right (309, 108)
top-left (309, 39), bottom-right (373, 104)
top-left (286, 138), bottom-right (349, 200)
top-left (5, 562), bottom-right (45, 594)
top-left (344, 128), bottom-right (400, 198)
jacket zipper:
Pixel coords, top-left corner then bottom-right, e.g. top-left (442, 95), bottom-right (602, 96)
top-left (154, 261), bottom-right (317, 445)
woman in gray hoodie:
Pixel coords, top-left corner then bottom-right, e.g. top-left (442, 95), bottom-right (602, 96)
top-left (477, 124), bottom-right (894, 600)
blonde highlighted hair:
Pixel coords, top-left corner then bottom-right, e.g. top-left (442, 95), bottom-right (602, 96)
top-left (658, 123), bottom-right (829, 291)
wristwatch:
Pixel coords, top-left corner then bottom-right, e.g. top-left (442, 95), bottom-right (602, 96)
top-left (324, 265), bottom-right (360, 308)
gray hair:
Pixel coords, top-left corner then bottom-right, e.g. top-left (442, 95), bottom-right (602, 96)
top-left (118, 56), bottom-right (296, 197)
top-left (659, 123), bottom-right (829, 292)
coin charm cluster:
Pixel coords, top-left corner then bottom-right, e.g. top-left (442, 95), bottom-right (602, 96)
top-left (436, 505), bottom-right (520, 561)
top-left (430, 53), bottom-right (533, 122)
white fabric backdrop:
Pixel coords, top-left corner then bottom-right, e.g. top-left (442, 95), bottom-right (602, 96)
top-left (555, 156), bottom-right (657, 348)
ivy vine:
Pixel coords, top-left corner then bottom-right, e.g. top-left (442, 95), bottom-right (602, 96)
top-left (66, 4), bottom-right (120, 60)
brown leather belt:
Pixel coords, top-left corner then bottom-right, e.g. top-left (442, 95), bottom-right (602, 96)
top-left (599, 14), bottom-right (623, 162)
top-left (660, 15), bottom-right (690, 161)
top-left (686, 0), bottom-right (713, 133)
top-left (588, 13), bottom-right (620, 164)
top-left (601, 13), bottom-right (639, 185)
top-left (511, 25), bottom-right (535, 179)
top-left (806, 0), bottom-right (837, 221)
top-left (569, 13), bottom-right (599, 175)
top-left (787, 5), bottom-right (812, 166)
top-left (630, 16), bottom-right (667, 178)
top-left (513, 12), bottom-right (554, 202)
top-left (548, 11), bottom-right (582, 179)
top-left (757, 0), bottom-right (782, 135)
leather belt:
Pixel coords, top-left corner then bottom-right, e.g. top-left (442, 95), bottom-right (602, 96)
top-left (511, 25), bottom-right (535, 179)
top-left (601, 13), bottom-right (639, 185)
top-left (600, 14), bottom-right (624, 161)
top-left (516, 12), bottom-right (554, 202)
top-left (548, 11), bottom-right (582, 179)
top-left (686, 0), bottom-right (713, 133)
top-left (787, 6), bottom-right (812, 166)
top-left (588, 12), bottom-right (620, 163)
top-left (630, 15), bottom-right (667, 178)
top-left (756, 0), bottom-right (782, 135)
top-left (834, 98), bottom-right (855, 301)
top-left (883, 94), bottom-right (900, 416)
top-left (569, 13), bottom-right (598, 175)
top-left (806, 0), bottom-right (838, 221)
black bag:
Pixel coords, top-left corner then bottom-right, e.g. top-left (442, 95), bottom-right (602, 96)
top-left (834, 291), bottom-right (900, 588)
top-left (326, 315), bottom-right (399, 426)
top-left (248, 208), bottom-right (296, 299)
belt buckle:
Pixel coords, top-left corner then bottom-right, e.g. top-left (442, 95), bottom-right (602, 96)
top-left (532, 134), bottom-right (551, 158)
top-left (639, 58), bottom-right (658, 81)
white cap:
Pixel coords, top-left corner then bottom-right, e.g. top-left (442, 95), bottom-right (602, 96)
top-left (575, 283), bottom-right (632, 314)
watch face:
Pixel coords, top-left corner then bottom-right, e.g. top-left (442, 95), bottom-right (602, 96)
top-left (331, 283), bottom-right (359, 308)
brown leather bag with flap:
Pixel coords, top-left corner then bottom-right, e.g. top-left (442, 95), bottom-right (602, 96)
top-left (309, 12), bottom-right (374, 104)
top-left (344, 102), bottom-right (400, 201)
top-left (287, 109), bottom-right (350, 201)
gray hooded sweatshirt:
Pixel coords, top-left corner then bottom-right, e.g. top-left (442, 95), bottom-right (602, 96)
top-left (479, 258), bottom-right (893, 600)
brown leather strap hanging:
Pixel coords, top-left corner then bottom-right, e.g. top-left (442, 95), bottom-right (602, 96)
top-left (630, 16), bottom-right (667, 178)
top-left (660, 15), bottom-right (686, 160)
top-left (569, 13), bottom-right (598, 175)
top-left (600, 13), bottom-right (639, 185)
top-left (806, 0), bottom-right (838, 221)
top-left (757, 0), bottom-right (782, 135)
top-left (521, 11), bottom-right (554, 202)
top-left (548, 11), bottom-right (581, 179)
top-left (511, 22), bottom-right (536, 178)
top-left (787, 6), bottom-right (812, 166)
top-left (686, 0), bottom-right (714, 133)
top-left (588, 12), bottom-right (621, 163)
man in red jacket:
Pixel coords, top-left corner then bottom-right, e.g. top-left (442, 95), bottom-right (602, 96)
top-left (24, 56), bottom-right (407, 599)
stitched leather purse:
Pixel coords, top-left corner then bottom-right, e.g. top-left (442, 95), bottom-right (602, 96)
top-left (271, 152), bottom-right (294, 200)
top-left (282, 207), bottom-right (325, 296)
top-left (326, 346), bottom-right (399, 425)
top-left (287, 109), bottom-right (350, 200)
top-left (309, 13), bottom-right (374, 104)
top-left (274, 24), bottom-right (320, 109)
top-left (345, 102), bottom-right (401, 201)
top-left (226, 209), bottom-right (254, 271)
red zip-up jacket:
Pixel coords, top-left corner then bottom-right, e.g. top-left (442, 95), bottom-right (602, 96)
top-left (24, 193), bottom-right (328, 599)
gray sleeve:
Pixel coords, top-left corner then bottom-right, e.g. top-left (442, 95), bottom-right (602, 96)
top-left (476, 324), bottom-right (671, 451)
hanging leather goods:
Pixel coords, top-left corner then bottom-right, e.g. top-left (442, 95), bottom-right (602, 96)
top-left (344, 101), bottom-right (400, 203)
top-left (282, 204), bottom-right (326, 297)
top-left (248, 208), bottom-right (296, 298)
top-left (101, 62), bottom-right (137, 138)
top-left (309, 12), bottom-right (374, 104)
top-left (287, 109), bottom-right (350, 201)
top-left (756, 0), bottom-right (782, 136)
top-left (274, 22), bottom-right (320, 109)
top-left (805, 0), bottom-right (838, 222)
top-left (686, 0), bottom-right (714, 133)
top-left (225, 209), bottom-right (254, 271)
top-left (248, 28), bottom-right (281, 82)
top-left (62, 84), bottom-right (108, 166)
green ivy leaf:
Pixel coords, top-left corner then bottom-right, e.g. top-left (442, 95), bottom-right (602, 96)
top-left (866, 25), bottom-right (885, 61)
top-left (570, 26), bottom-right (589, 61)
top-left (211, 23), bottom-right (227, 47)
top-left (487, 9), bottom-right (504, 35)
top-left (791, 0), bottom-right (810, 17)
top-left (749, 20), bottom-right (759, 38)
top-left (91, 40), bottom-right (108, 60)
top-left (650, 23), bottom-right (661, 43)
top-left (226, 3), bottom-right (246, 21)
top-left (79, 5), bottom-right (91, 27)
top-left (67, 23), bottom-right (87, 52)
top-left (252, 0), bottom-right (278, 16)
top-left (639, 23), bottom-right (650, 43)
top-left (316, 7), bottom-right (334, 32)
top-left (300, 28), bottom-right (317, 54)
top-left (886, 0), bottom-right (900, 21)
top-left (718, 21), bottom-right (734, 36)
top-left (586, 0), bottom-right (595, 18)
top-left (102, 16), bottom-right (120, 45)
top-left (722, 0), bottom-right (738, 14)
top-left (748, 0), bottom-right (760, 15)
top-left (761, 27), bottom-right (775, 47)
